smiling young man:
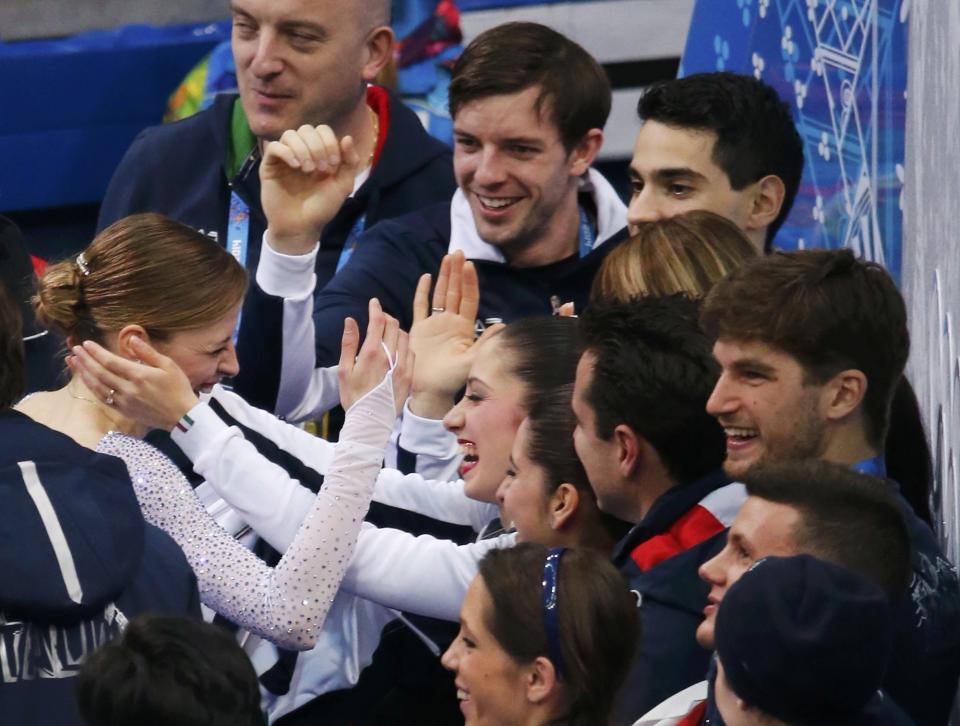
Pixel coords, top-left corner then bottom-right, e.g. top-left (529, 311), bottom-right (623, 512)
top-left (628, 72), bottom-right (804, 253)
top-left (572, 296), bottom-right (744, 721)
top-left (97, 0), bottom-right (456, 411)
top-left (639, 461), bottom-right (915, 726)
top-left (697, 248), bottom-right (960, 726)
top-left (276, 22), bottom-right (627, 398)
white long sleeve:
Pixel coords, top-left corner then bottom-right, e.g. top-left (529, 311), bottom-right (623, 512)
top-left (393, 400), bottom-right (462, 482)
top-left (256, 234), bottom-right (340, 421)
top-left (96, 369), bottom-right (397, 651)
top-left (341, 524), bottom-right (517, 621)
top-left (373, 468), bottom-right (499, 532)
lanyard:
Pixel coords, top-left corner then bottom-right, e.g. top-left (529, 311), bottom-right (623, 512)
top-left (227, 191), bottom-right (251, 343)
top-left (577, 205), bottom-right (596, 258)
top-left (851, 456), bottom-right (887, 478)
top-left (335, 213), bottom-right (367, 273)
top-left (228, 191), bottom-right (251, 268)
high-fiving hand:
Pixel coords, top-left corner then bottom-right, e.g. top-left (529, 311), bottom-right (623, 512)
top-left (407, 251), bottom-right (503, 419)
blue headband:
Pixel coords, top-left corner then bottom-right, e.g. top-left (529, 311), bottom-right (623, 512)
top-left (542, 546), bottom-right (567, 680)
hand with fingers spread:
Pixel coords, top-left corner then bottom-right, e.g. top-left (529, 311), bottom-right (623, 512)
top-left (261, 124), bottom-right (363, 256)
top-left (69, 337), bottom-right (199, 431)
top-left (408, 251), bottom-right (504, 419)
top-left (339, 299), bottom-right (415, 415)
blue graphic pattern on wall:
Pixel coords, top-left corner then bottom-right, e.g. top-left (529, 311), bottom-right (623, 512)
top-left (681, 0), bottom-right (908, 281)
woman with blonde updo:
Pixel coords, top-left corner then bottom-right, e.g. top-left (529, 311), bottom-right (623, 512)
top-left (28, 213), bottom-right (248, 447)
top-left (18, 208), bottom-right (413, 652)
top-left (591, 210), bottom-right (757, 302)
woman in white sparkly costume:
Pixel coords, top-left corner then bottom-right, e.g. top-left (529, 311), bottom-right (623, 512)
top-left (19, 198), bottom-right (413, 651)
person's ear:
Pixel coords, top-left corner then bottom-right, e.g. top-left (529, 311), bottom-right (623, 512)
top-left (549, 483), bottom-right (581, 531)
top-left (568, 129), bottom-right (603, 177)
top-left (115, 325), bottom-right (151, 361)
top-left (745, 174), bottom-right (786, 237)
top-left (823, 369), bottom-right (868, 423)
top-left (525, 655), bottom-right (560, 705)
top-left (361, 26), bottom-right (395, 83)
top-left (613, 424), bottom-right (642, 478)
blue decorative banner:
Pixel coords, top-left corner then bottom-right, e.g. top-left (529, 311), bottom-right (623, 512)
top-left (680, 0), bottom-right (908, 282)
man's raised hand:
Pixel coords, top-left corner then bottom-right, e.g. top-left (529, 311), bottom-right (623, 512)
top-left (260, 125), bottom-right (362, 255)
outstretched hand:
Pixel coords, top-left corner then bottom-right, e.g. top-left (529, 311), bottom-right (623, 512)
top-left (68, 337), bottom-right (199, 431)
top-left (338, 299), bottom-right (414, 416)
top-left (407, 251), bottom-right (503, 419)
top-left (260, 124), bottom-right (362, 255)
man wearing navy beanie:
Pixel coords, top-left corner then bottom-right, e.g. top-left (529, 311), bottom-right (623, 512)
top-left (713, 555), bottom-right (914, 725)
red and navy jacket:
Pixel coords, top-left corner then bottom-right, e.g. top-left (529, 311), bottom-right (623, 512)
top-left (611, 468), bottom-right (745, 723)
top-left (97, 86), bottom-right (456, 412)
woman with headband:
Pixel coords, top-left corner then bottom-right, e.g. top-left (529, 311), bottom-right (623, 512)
top-left (443, 543), bottom-right (638, 725)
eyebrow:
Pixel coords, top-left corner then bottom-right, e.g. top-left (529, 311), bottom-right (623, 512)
top-left (452, 128), bottom-right (543, 148)
top-left (728, 531), bottom-right (749, 552)
top-left (205, 334), bottom-right (232, 350)
top-left (465, 376), bottom-right (489, 390)
top-left (630, 165), bottom-right (709, 182)
top-left (277, 20), bottom-right (328, 38)
top-left (229, 4), bottom-right (327, 38)
top-left (729, 358), bottom-right (777, 375)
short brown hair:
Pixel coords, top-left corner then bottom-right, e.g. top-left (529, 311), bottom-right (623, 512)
top-left (479, 544), bottom-right (638, 726)
top-left (35, 213), bottom-right (248, 346)
top-left (742, 460), bottom-right (911, 600)
top-left (0, 281), bottom-right (25, 410)
top-left (701, 248), bottom-right (908, 447)
top-left (591, 210), bottom-right (758, 303)
top-left (449, 22), bottom-right (611, 151)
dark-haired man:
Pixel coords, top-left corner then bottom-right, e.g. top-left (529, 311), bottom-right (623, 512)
top-left (628, 72), bottom-right (804, 253)
top-left (711, 553), bottom-right (914, 726)
top-left (98, 0), bottom-right (456, 411)
top-left (639, 460), bottom-right (916, 726)
top-left (268, 21), bottom-right (626, 421)
top-left (699, 248), bottom-right (960, 725)
top-left (77, 615), bottom-right (264, 726)
top-left (572, 296), bottom-right (743, 720)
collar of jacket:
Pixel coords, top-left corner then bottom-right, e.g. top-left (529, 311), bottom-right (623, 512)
top-left (613, 469), bottom-right (736, 562)
top-left (447, 168), bottom-right (627, 263)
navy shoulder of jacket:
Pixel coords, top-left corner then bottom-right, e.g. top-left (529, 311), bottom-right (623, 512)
top-left (611, 470), bottom-right (734, 722)
top-left (881, 483), bottom-right (960, 726)
top-left (97, 93), bottom-right (233, 237)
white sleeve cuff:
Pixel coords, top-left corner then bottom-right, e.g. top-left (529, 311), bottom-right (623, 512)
top-left (170, 401), bottom-right (234, 464)
top-left (399, 400), bottom-right (458, 458)
top-left (255, 232), bottom-right (319, 299)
